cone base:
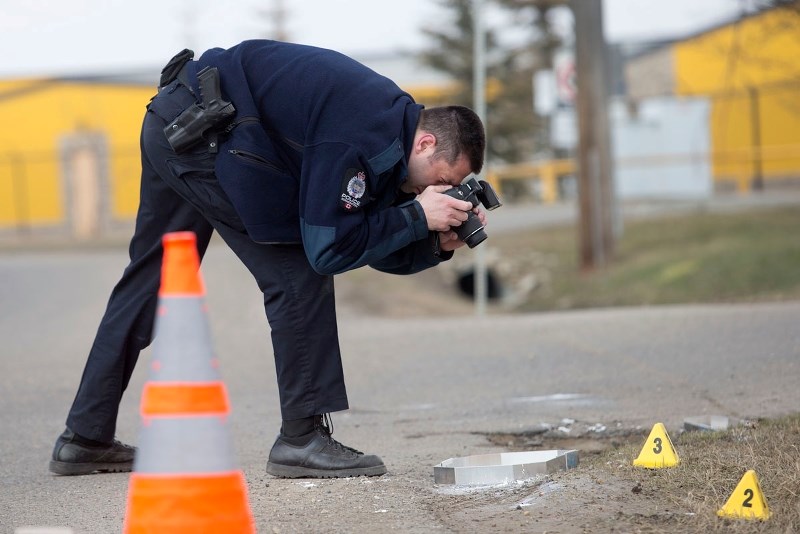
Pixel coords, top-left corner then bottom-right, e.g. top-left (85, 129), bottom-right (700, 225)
top-left (124, 471), bottom-right (254, 533)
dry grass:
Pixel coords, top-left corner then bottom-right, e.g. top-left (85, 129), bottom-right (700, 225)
top-left (483, 207), bottom-right (800, 312)
top-left (597, 414), bottom-right (800, 532)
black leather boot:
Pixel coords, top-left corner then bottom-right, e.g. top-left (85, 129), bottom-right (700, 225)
top-left (49, 428), bottom-right (136, 475)
top-left (267, 415), bottom-right (386, 478)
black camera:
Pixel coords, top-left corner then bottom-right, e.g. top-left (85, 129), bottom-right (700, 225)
top-left (442, 177), bottom-right (502, 248)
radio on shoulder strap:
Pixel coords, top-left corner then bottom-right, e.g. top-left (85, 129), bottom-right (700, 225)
top-left (159, 49), bottom-right (195, 88)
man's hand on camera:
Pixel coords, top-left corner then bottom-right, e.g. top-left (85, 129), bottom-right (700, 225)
top-left (438, 207), bottom-right (486, 252)
top-left (438, 230), bottom-right (463, 252)
top-left (416, 185), bottom-right (472, 232)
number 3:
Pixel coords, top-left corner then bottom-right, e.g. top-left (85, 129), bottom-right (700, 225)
top-left (652, 437), bottom-right (663, 454)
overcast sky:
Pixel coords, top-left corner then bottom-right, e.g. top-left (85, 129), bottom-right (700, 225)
top-left (0, 0), bottom-right (746, 77)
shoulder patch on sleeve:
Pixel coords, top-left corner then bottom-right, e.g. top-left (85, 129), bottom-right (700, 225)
top-left (340, 167), bottom-right (369, 211)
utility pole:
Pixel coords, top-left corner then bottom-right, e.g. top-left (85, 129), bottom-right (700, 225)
top-left (472, 0), bottom-right (489, 316)
top-left (569, 0), bottom-right (615, 270)
top-left (748, 86), bottom-right (764, 191)
top-left (258, 0), bottom-right (289, 41)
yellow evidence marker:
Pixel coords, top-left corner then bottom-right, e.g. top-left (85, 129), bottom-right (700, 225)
top-left (717, 470), bottom-right (770, 520)
top-left (632, 422), bottom-right (680, 468)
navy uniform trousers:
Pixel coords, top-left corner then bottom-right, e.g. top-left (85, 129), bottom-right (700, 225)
top-left (65, 81), bottom-right (349, 443)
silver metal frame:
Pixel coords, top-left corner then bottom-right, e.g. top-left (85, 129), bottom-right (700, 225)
top-left (434, 449), bottom-right (579, 486)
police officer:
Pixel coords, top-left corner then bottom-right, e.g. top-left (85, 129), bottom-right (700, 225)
top-left (50, 40), bottom-right (486, 478)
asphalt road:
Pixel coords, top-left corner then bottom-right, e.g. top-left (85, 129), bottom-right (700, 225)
top-left (1, 235), bottom-right (798, 532)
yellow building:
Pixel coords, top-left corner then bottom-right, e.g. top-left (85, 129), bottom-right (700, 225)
top-left (625, 2), bottom-right (800, 191)
top-left (0, 76), bottom-right (155, 236)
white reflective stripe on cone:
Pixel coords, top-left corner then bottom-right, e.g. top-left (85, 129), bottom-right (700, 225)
top-left (150, 297), bottom-right (218, 382)
top-left (134, 416), bottom-right (237, 474)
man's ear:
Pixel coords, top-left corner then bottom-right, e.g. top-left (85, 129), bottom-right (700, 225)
top-left (414, 131), bottom-right (437, 154)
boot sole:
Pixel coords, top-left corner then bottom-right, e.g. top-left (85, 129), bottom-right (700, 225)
top-left (266, 462), bottom-right (387, 478)
top-left (49, 459), bottom-right (133, 476)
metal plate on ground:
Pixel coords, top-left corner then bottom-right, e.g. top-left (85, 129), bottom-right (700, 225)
top-left (434, 449), bottom-right (579, 486)
top-left (684, 415), bottom-right (731, 432)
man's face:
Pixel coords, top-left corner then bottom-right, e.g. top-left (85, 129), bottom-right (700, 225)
top-left (401, 132), bottom-right (472, 195)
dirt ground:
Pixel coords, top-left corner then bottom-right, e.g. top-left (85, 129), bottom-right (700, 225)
top-left (457, 429), bottom-right (681, 534)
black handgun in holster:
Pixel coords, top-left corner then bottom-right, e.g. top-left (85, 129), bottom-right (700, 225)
top-left (164, 66), bottom-right (235, 154)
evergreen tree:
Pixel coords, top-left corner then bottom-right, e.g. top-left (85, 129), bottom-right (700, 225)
top-left (419, 0), bottom-right (560, 165)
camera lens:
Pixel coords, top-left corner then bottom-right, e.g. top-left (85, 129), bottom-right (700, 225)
top-left (462, 227), bottom-right (487, 248)
top-left (455, 212), bottom-right (488, 248)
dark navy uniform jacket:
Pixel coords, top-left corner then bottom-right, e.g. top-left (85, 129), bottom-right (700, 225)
top-left (186, 40), bottom-right (449, 276)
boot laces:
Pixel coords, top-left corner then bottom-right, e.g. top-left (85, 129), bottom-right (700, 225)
top-left (316, 414), bottom-right (362, 455)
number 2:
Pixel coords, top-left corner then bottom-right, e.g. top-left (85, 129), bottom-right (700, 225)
top-left (742, 488), bottom-right (754, 508)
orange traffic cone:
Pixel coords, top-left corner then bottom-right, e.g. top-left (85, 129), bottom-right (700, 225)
top-left (123, 231), bottom-right (255, 533)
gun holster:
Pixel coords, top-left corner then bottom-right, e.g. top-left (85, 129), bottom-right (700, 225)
top-left (164, 66), bottom-right (236, 154)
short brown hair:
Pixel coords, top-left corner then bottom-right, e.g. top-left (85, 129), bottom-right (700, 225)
top-left (418, 106), bottom-right (485, 174)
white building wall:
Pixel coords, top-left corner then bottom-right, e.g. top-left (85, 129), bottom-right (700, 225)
top-left (612, 97), bottom-right (712, 199)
